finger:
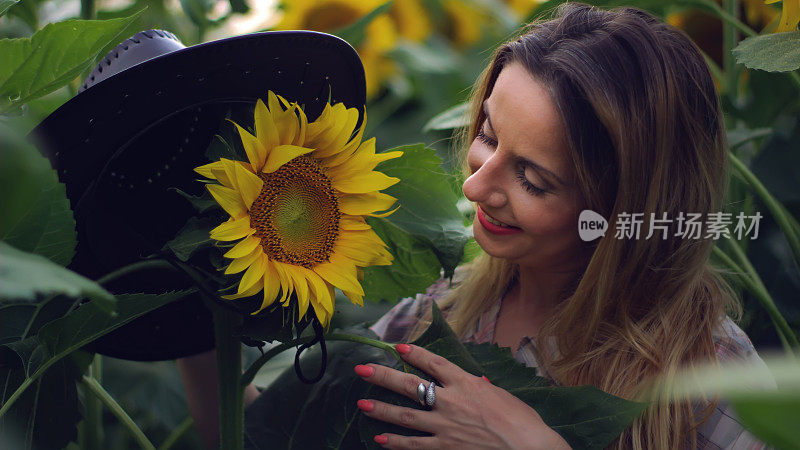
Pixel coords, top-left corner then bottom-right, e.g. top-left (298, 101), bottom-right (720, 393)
top-left (395, 344), bottom-right (469, 386)
top-left (374, 433), bottom-right (441, 449)
top-left (355, 364), bottom-right (445, 405)
top-left (358, 399), bottom-right (442, 433)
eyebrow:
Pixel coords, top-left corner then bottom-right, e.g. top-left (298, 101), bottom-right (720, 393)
top-left (482, 100), bottom-right (567, 187)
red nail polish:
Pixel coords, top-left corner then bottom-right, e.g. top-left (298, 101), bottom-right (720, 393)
top-left (396, 343), bottom-right (411, 354)
top-left (374, 435), bottom-right (388, 445)
top-left (357, 399), bottom-right (374, 412)
top-left (482, 375), bottom-right (491, 384)
top-left (354, 364), bottom-right (374, 377)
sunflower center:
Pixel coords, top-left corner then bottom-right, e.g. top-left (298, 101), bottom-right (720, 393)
top-left (249, 156), bottom-right (340, 268)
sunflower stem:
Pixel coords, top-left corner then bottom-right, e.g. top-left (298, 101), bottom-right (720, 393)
top-left (240, 332), bottom-right (411, 388)
top-left (159, 416), bottom-right (194, 450)
top-left (213, 305), bottom-right (244, 450)
top-left (80, 375), bottom-right (155, 450)
top-left (97, 259), bottom-right (175, 285)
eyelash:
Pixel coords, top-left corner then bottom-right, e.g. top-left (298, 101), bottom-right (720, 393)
top-left (475, 128), bottom-right (547, 196)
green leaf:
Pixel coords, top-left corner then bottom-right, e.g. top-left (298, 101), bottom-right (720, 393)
top-left (163, 216), bottom-right (216, 262)
top-left (243, 324), bottom-right (391, 450)
top-left (0, 0), bottom-right (20, 17)
top-left (332, 1), bottom-right (393, 47)
top-left (228, 0), bottom-right (249, 14)
top-left (37, 290), bottom-right (193, 358)
top-left (0, 123), bottom-right (76, 266)
top-left (362, 217), bottom-right (441, 303)
top-left (179, 0), bottom-right (215, 28)
top-left (245, 304), bottom-right (646, 450)
top-left (733, 31), bottom-right (800, 72)
top-left (0, 11), bottom-right (144, 113)
top-left (0, 350), bottom-right (92, 450)
top-left (0, 290), bottom-right (193, 424)
top-left (379, 144), bottom-right (471, 277)
top-left (0, 242), bottom-right (116, 315)
top-left (423, 101), bottom-right (470, 132)
top-left (358, 302), bottom-right (648, 450)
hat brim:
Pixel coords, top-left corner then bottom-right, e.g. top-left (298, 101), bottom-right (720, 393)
top-left (30, 31), bottom-right (366, 361)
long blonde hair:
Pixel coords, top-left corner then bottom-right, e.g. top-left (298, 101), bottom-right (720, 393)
top-left (410, 4), bottom-right (743, 448)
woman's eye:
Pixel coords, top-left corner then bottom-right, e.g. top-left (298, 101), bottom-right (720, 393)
top-left (516, 166), bottom-right (547, 196)
top-left (476, 129), bottom-right (497, 148)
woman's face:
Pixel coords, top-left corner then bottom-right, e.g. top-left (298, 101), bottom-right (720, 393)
top-left (462, 62), bottom-right (588, 273)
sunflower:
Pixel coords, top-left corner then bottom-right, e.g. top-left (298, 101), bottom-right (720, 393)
top-left (765, 0), bottom-right (799, 32)
top-left (389, 0), bottom-right (433, 43)
top-left (195, 91), bottom-right (403, 327)
top-left (441, 0), bottom-right (485, 48)
top-left (276, 0), bottom-right (399, 97)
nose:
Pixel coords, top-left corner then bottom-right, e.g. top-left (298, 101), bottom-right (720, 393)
top-left (462, 146), bottom-right (508, 208)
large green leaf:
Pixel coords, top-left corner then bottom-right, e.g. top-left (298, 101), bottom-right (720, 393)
top-left (0, 11), bottom-right (143, 113)
top-left (246, 303), bottom-right (646, 450)
top-left (0, 350), bottom-right (92, 450)
top-left (362, 217), bottom-right (441, 303)
top-left (379, 144), bottom-right (470, 277)
top-left (0, 290), bottom-right (193, 431)
top-left (0, 242), bottom-right (115, 314)
top-left (0, 123), bottom-right (76, 266)
top-left (358, 302), bottom-right (648, 450)
top-left (733, 31), bottom-right (800, 73)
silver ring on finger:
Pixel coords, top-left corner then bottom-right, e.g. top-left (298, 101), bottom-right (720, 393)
top-left (425, 380), bottom-right (436, 407)
top-left (417, 382), bottom-right (427, 405)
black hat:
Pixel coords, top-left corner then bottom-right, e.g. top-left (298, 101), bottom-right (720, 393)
top-left (29, 29), bottom-right (366, 361)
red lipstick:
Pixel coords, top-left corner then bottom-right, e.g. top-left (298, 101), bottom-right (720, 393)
top-left (476, 207), bottom-right (523, 236)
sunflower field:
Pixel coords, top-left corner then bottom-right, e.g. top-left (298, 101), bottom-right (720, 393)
top-left (1, 0), bottom-right (799, 449)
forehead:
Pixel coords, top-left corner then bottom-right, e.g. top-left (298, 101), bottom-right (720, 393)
top-left (486, 63), bottom-right (572, 182)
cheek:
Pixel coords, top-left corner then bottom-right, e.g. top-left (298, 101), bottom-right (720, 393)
top-left (514, 195), bottom-right (580, 237)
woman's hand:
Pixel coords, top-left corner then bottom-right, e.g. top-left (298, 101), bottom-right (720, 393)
top-left (353, 343), bottom-right (571, 450)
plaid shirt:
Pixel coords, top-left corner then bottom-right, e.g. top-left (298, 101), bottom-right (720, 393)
top-left (369, 276), bottom-right (775, 450)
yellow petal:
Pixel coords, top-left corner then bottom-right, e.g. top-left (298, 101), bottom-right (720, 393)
top-left (365, 205), bottom-right (401, 218)
top-left (293, 104), bottom-right (308, 147)
top-left (287, 267), bottom-right (310, 321)
top-left (313, 254), bottom-right (364, 296)
top-left (223, 235), bottom-right (261, 259)
top-left (232, 122), bottom-right (267, 172)
top-left (224, 246), bottom-right (263, 274)
top-left (251, 260), bottom-right (281, 315)
top-left (254, 99), bottom-right (279, 153)
top-left (332, 171), bottom-right (400, 194)
top-left (263, 145), bottom-right (315, 173)
top-left (328, 107), bottom-right (361, 153)
top-left (310, 103), bottom-right (349, 157)
top-left (238, 254), bottom-right (267, 294)
top-left (342, 288), bottom-right (364, 307)
top-left (339, 192), bottom-right (397, 216)
top-left (210, 216), bottom-right (254, 241)
top-left (305, 269), bottom-right (333, 316)
top-left (195, 161), bottom-right (224, 179)
top-left (207, 184), bottom-right (247, 218)
top-left (211, 163), bottom-right (234, 188)
top-left (272, 262), bottom-right (294, 306)
top-left (340, 215), bottom-right (372, 231)
top-left (323, 121), bottom-right (367, 169)
top-left (306, 103), bottom-right (333, 142)
top-left (221, 281), bottom-right (262, 300)
top-left (233, 163), bottom-right (263, 208)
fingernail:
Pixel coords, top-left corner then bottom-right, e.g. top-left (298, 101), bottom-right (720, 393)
top-left (357, 399), bottom-right (374, 412)
top-left (354, 364), bottom-right (374, 377)
top-left (374, 435), bottom-right (388, 445)
top-left (395, 343), bottom-right (411, 354)
top-left (482, 375), bottom-right (491, 384)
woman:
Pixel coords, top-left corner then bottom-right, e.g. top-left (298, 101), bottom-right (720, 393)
top-left (352, 3), bottom-right (771, 449)
top-left (180, 3), bottom-right (772, 449)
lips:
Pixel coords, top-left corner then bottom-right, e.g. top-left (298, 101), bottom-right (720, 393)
top-left (476, 206), bottom-right (522, 235)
